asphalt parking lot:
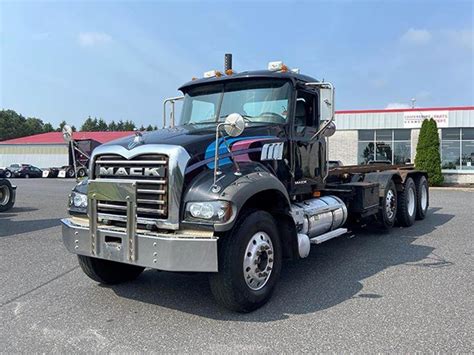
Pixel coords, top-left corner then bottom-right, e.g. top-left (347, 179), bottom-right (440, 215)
top-left (0, 179), bottom-right (472, 352)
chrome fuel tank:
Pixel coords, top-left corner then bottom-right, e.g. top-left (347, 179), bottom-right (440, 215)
top-left (291, 196), bottom-right (348, 238)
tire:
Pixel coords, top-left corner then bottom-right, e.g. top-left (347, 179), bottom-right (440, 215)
top-left (24, 174), bottom-right (29, 179)
top-left (66, 168), bottom-right (75, 178)
top-left (378, 179), bottom-right (397, 229)
top-left (4, 170), bottom-right (12, 178)
top-left (77, 255), bottom-right (145, 285)
top-left (77, 168), bottom-right (86, 178)
top-left (397, 177), bottom-right (417, 227)
top-left (415, 175), bottom-right (429, 220)
top-left (0, 180), bottom-right (15, 212)
top-left (209, 210), bottom-right (282, 312)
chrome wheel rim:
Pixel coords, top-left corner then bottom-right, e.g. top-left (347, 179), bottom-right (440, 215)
top-left (243, 231), bottom-right (274, 291)
top-left (407, 187), bottom-right (415, 216)
top-left (385, 189), bottom-right (396, 220)
top-left (0, 186), bottom-right (10, 206)
top-left (420, 184), bottom-right (428, 211)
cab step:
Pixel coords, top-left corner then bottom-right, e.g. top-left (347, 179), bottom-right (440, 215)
top-left (310, 228), bottom-right (348, 244)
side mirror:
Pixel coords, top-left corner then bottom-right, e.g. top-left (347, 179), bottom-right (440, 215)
top-left (319, 87), bottom-right (333, 121)
top-left (224, 113), bottom-right (245, 137)
top-left (62, 125), bottom-right (73, 142)
top-left (319, 120), bottom-right (336, 137)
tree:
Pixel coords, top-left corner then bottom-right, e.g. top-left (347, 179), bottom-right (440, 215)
top-left (108, 120), bottom-right (117, 131)
top-left (415, 118), bottom-right (443, 186)
top-left (56, 120), bottom-right (67, 132)
top-left (81, 116), bottom-right (99, 131)
top-left (0, 110), bottom-right (26, 140)
top-left (97, 118), bottom-right (108, 131)
top-left (123, 120), bottom-right (136, 131)
top-left (116, 120), bottom-right (124, 131)
top-left (0, 110), bottom-right (53, 140)
top-left (43, 123), bottom-right (55, 132)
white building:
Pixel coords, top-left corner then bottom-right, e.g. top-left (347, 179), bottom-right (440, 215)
top-left (329, 106), bottom-right (474, 184)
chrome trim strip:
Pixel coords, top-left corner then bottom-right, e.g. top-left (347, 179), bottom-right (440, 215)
top-left (96, 160), bottom-right (167, 165)
top-left (137, 189), bottom-right (165, 194)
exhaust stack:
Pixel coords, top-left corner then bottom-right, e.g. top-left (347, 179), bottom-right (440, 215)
top-left (224, 53), bottom-right (232, 72)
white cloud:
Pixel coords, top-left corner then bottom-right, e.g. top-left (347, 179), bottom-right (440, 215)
top-left (385, 102), bottom-right (411, 109)
top-left (400, 28), bottom-right (432, 45)
top-left (78, 32), bottom-right (112, 47)
top-left (442, 29), bottom-right (473, 50)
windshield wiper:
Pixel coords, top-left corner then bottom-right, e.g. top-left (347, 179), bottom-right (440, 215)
top-left (183, 119), bottom-right (218, 125)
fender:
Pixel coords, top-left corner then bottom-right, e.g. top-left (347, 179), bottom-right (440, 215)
top-left (363, 170), bottom-right (403, 197)
top-left (182, 163), bottom-right (291, 232)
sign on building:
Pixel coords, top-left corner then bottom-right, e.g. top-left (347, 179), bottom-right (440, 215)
top-left (403, 111), bottom-right (449, 128)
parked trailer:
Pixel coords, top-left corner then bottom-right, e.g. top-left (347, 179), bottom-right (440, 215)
top-left (44, 138), bottom-right (100, 178)
top-left (61, 56), bottom-right (429, 312)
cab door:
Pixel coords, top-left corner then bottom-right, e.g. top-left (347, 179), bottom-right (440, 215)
top-left (291, 89), bottom-right (325, 194)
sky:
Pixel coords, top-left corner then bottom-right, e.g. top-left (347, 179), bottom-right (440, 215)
top-left (1, 0), bottom-right (473, 129)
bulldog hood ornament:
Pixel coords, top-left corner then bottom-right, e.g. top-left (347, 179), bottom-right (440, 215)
top-left (128, 129), bottom-right (145, 149)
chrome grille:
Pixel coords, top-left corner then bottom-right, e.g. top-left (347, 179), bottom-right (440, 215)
top-left (94, 154), bottom-right (168, 221)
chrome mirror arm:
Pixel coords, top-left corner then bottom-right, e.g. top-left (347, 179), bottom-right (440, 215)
top-left (304, 81), bottom-right (335, 142)
top-left (163, 96), bottom-right (184, 128)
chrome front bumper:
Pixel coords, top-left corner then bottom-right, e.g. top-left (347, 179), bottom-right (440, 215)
top-left (61, 218), bottom-right (218, 272)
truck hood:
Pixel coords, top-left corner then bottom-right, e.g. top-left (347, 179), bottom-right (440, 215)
top-left (103, 124), bottom-right (287, 161)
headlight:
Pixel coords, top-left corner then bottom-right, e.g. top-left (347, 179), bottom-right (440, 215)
top-left (185, 201), bottom-right (232, 223)
top-left (68, 179), bottom-right (88, 215)
top-left (71, 191), bottom-right (88, 208)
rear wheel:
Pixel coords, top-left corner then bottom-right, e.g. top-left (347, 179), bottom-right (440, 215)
top-left (77, 255), bottom-right (145, 285)
top-left (77, 168), bottom-right (86, 178)
top-left (0, 180), bottom-right (15, 212)
top-left (415, 176), bottom-right (429, 220)
top-left (378, 179), bottom-right (397, 229)
top-left (66, 168), bottom-right (75, 178)
top-left (24, 174), bottom-right (29, 179)
top-left (397, 177), bottom-right (417, 227)
top-left (209, 210), bottom-right (282, 312)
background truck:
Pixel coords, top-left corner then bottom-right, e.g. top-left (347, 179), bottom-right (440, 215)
top-left (0, 179), bottom-right (16, 212)
top-left (45, 130), bottom-right (99, 178)
top-left (62, 55), bottom-right (429, 312)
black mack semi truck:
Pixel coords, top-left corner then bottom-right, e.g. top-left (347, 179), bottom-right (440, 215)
top-left (62, 55), bottom-right (429, 312)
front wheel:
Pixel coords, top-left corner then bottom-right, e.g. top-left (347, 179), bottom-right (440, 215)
top-left (4, 170), bottom-right (12, 178)
top-left (78, 255), bottom-right (145, 285)
top-left (209, 210), bottom-right (282, 312)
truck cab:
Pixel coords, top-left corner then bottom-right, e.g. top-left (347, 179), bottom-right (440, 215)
top-left (62, 58), bottom-right (429, 312)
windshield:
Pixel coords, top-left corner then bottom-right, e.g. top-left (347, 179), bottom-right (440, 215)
top-left (179, 80), bottom-right (292, 126)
